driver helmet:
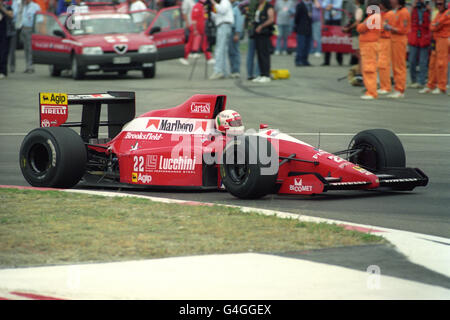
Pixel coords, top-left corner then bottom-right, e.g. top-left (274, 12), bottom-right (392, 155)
top-left (215, 110), bottom-right (245, 135)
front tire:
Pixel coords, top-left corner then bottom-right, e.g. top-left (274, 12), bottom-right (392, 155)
top-left (19, 127), bottom-right (87, 188)
top-left (349, 129), bottom-right (406, 172)
top-left (71, 55), bottom-right (85, 80)
top-left (142, 65), bottom-right (156, 78)
top-left (220, 135), bottom-right (278, 199)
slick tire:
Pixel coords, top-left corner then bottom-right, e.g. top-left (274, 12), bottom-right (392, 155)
top-left (348, 129), bottom-right (406, 172)
top-left (19, 127), bottom-right (87, 188)
top-left (220, 135), bottom-right (278, 199)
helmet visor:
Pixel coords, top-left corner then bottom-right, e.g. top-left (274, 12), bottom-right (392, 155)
top-left (228, 119), bottom-right (243, 127)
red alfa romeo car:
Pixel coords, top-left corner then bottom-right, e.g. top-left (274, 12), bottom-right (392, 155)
top-left (19, 92), bottom-right (428, 199)
top-left (31, 6), bottom-right (185, 79)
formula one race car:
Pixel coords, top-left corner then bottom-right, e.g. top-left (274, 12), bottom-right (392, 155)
top-left (19, 92), bottom-right (428, 199)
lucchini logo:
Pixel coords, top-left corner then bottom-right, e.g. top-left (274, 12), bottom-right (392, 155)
top-left (169, 128), bottom-right (279, 176)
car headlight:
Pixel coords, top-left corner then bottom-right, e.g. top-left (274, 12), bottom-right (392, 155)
top-left (82, 47), bottom-right (103, 55)
top-left (138, 44), bottom-right (157, 54)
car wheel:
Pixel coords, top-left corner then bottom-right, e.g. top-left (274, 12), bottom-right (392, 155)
top-left (19, 127), bottom-right (87, 188)
top-left (220, 135), bottom-right (278, 199)
top-left (49, 65), bottom-right (62, 77)
top-left (71, 55), bottom-right (84, 80)
top-left (348, 129), bottom-right (406, 172)
top-left (142, 65), bottom-right (156, 78)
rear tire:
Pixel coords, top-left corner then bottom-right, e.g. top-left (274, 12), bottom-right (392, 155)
top-left (19, 127), bottom-right (87, 188)
top-left (49, 65), bottom-right (61, 77)
top-left (220, 135), bottom-right (278, 199)
top-left (348, 129), bottom-right (406, 172)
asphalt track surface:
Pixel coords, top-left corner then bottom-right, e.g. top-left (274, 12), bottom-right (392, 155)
top-left (1, 51), bottom-right (449, 238)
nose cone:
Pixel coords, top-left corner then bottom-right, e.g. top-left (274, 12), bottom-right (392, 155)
top-left (343, 164), bottom-right (380, 188)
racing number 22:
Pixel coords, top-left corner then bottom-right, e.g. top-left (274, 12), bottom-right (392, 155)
top-left (133, 156), bottom-right (144, 172)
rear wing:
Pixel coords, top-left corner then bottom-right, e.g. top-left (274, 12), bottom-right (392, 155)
top-left (39, 91), bottom-right (135, 142)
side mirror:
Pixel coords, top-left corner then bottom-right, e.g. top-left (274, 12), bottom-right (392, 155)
top-left (260, 124), bottom-right (269, 129)
top-left (149, 26), bottom-right (161, 35)
top-left (53, 30), bottom-right (66, 38)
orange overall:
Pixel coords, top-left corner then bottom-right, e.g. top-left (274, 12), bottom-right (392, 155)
top-left (427, 9), bottom-right (450, 91)
top-left (378, 10), bottom-right (395, 92)
top-left (391, 7), bottom-right (411, 93)
top-left (357, 14), bottom-right (381, 98)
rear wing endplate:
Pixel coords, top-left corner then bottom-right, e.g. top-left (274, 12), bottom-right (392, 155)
top-left (39, 91), bottom-right (135, 142)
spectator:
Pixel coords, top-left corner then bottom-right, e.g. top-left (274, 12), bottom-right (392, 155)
top-left (250, 0), bottom-right (274, 83)
top-left (310, 0), bottom-right (322, 57)
top-left (7, 0), bottom-right (21, 74)
top-left (274, 0), bottom-right (293, 55)
top-left (386, 0), bottom-right (410, 98)
top-left (47, 0), bottom-right (57, 14)
top-left (128, 0), bottom-right (147, 30)
top-left (322, 0), bottom-right (343, 66)
top-left (377, 0), bottom-right (394, 94)
top-left (357, 0), bottom-right (381, 99)
top-left (343, 0), bottom-right (363, 74)
top-left (128, 0), bottom-right (147, 11)
top-left (57, 0), bottom-right (71, 15)
top-left (209, 0), bottom-right (234, 80)
top-left (228, 0), bottom-right (244, 77)
top-left (21, 0), bottom-right (41, 74)
top-left (408, 0), bottom-right (431, 89)
top-left (180, 0), bottom-right (213, 65)
top-left (419, 0), bottom-right (449, 94)
top-left (0, 0), bottom-right (13, 79)
top-left (181, 0), bottom-right (195, 26)
top-left (245, 0), bottom-right (260, 80)
top-left (294, 0), bottom-right (313, 66)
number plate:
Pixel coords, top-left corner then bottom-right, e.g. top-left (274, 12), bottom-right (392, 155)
top-left (113, 57), bottom-right (131, 64)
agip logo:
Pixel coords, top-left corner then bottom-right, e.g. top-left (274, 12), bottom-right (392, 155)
top-left (40, 93), bottom-right (68, 105)
top-left (39, 92), bottom-right (68, 128)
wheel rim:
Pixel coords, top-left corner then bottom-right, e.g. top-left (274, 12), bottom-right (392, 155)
top-left (224, 148), bottom-right (249, 184)
top-left (28, 143), bottom-right (51, 175)
top-left (351, 142), bottom-right (378, 171)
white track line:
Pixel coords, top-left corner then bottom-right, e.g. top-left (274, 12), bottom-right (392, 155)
top-left (1, 133), bottom-right (450, 137)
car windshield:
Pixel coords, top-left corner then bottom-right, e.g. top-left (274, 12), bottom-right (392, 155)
top-left (70, 15), bottom-right (142, 35)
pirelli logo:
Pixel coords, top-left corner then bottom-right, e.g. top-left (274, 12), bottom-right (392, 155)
top-left (39, 93), bottom-right (68, 105)
top-left (41, 105), bottom-right (67, 115)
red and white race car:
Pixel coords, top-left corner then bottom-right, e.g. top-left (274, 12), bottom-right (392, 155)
top-left (31, 6), bottom-right (185, 79)
top-left (19, 92), bottom-right (428, 199)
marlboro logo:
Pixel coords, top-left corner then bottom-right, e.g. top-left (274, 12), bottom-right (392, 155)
top-left (159, 119), bottom-right (194, 132)
top-left (145, 118), bottom-right (209, 133)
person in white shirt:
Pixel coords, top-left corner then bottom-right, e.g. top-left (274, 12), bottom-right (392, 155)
top-left (128, 0), bottom-right (147, 29)
top-left (209, 0), bottom-right (234, 79)
top-left (20, 0), bottom-right (40, 73)
top-left (181, 0), bottom-right (195, 26)
top-left (128, 0), bottom-right (147, 11)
